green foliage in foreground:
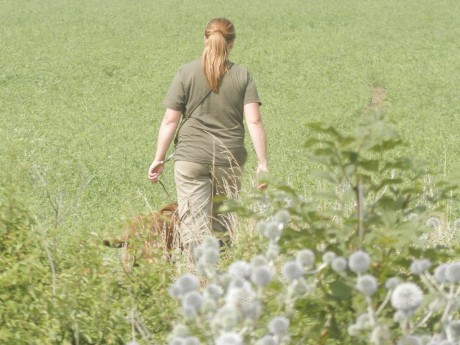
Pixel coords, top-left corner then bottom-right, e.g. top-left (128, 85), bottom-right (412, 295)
top-left (2, 115), bottom-right (457, 344)
top-left (0, 189), bottom-right (177, 344)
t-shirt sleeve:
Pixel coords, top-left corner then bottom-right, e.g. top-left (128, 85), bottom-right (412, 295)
top-left (244, 71), bottom-right (262, 106)
top-left (163, 67), bottom-right (187, 112)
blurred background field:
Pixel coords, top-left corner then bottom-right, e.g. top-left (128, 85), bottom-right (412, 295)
top-left (1, 0), bottom-right (459, 234)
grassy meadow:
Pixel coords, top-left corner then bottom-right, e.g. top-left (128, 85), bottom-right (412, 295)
top-left (1, 0), bottom-right (460, 343)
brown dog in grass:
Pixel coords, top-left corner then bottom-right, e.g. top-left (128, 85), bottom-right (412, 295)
top-left (103, 203), bottom-right (178, 267)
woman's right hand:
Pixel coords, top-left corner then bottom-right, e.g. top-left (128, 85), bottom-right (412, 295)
top-left (147, 160), bottom-right (165, 183)
top-left (256, 164), bottom-right (269, 191)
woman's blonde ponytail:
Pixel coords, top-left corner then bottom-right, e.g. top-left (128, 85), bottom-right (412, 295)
top-left (201, 18), bottom-right (235, 92)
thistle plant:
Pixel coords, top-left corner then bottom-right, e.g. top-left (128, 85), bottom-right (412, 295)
top-left (166, 209), bottom-right (331, 345)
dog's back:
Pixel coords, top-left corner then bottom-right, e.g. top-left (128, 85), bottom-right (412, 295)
top-left (103, 202), bottom-right (178, 256)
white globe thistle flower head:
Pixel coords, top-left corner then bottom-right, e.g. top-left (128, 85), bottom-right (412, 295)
top-left (228, 260), bottom-right (251, 280)
top-left (426, 217), bottom-right (441, 228)
top-left (201, 297), bottom-right (217, 314)
top-left (171, 323), bottom-right (190, 337)
top-left (265, 243), bottom-right (280, 261)
top-left (282, 261), bottom-right (304, 283)
top-left (255, 335), bottom-right (277, 345)
top-left (391, 282), bottom-right (424, 312)
top-left (385, 277), bottom-right (401, 290)
top-left (264, 221), bottom-right (283, 242)
top-left (331, 256), bottom-right (348, 273)
top-left (356, 274), bottom-right (378, 296)
top-left (173, 273), bottom-right (200, 297)
top-left (397, 335), bottom-right (423, 345)
top-left (126, 342), bottom-right (140, 345)
top-left (204, 284), bottom-right (224, 300)
top-left (447, 320), bottom-right (460, 341)
top-left (213, 306), bottom-right (240, 332)
top-left (393, 310), bottom-right (411, 323)
top-left (410, 259), bottom-right (432, 275)
top-left (268, 316), bottom-right (290, 336)
top-left (251, 265), bottom-right (273, 287)
top-left (349, 250), bottom-right (371, 274)
top-left (445, 262), bottom-right (460, 283)
top-left (292, 277), bottom-right (310, 297)
top-left (182, 291), bottom-right (203, 314)
top-left (225, 285), bottom-right (260, 320)
top-left (322, 251), bottom-right (336, 264)
top-left (256, 220), bottom-right (268, 235)
top-left (215, 332), bottom-right (243, 345)
top-left (201, 236), bottom-right (220, 250)
top-left (296, 249), bottom-right (315, 268)
top-left (199, 246), bottom-right (220, 267)
top-left (251, 255), bottom-right (268, 268)
top-left (356, 313), bottom-right (371, 329)
top-left (434, 264), bottom-right (449, 284)
top-left (273, 209), bottom-right (290, 225)
top-left (347, 324), bottom-right (361, 337)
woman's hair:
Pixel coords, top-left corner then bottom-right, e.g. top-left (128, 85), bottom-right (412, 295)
top-left (201, 18), bottom-right (235, 92)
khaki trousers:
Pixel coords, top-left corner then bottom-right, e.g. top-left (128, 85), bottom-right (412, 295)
top-left (174, 160), bottom-right (243, 247)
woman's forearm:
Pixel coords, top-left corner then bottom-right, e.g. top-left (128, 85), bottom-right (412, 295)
top-left (244, 103), bottom-right (268, 169)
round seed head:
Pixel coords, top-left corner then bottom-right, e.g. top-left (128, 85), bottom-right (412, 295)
top-left (347, 324), bottom-right (360, 336)
top-left (201, 247), bottom-right (220, 266)
top-left (251, 265), bottom-right (273, 287)
top-left (268, 316), bottom-right (289, 336)
top-left (426, 217), bottom-right (441, 228)
top-left (447, 320), bottom-right (460, 340)
top-left (356, 313), bottom-right (371, 329)
top-left (356, 274), bottom-right (378, 296)
top-left (225, 286), bottom-right (260, 319)
top-left (228, 260), bottom-right (251, 279)
top-left (349, 250), bottom-right (371, 274)
top-left (202, 236), bottom-right (220, 250)
top-left (264, 221), bottom-right (283, 241)
top-left (445, 262), bottom-right (460, 283)
top-left (175, 273), bottom-right (200, 295)
top-left (256, 220), bottom-right (268, 235)
top-left (126, 342), bottom-right (140, 345)
top-left (168, 284), bottom-right (182, 299)
top-left (251, 255), bottom-right (268, 268)
top-left (322, 251), bottom-right (336, 264)
top-left (296, 249), bottom-right (315, 268)
top-left (171, 323), bottom-right (190, 337)
top-left (215, 332), bottom-right (243, 345)
top-left (182, 291), bottom-right (203, 313)
top-left (331, 256), bottom-right (348, 273)
top-left (385, 277), bottom-right (401, 290)
top-left (201, 298), bottom-right (217, 314)
top-left (273, 209), bottom-right (290, 225)
top-left (434, 264), bottom-right (449, 283)
top-left (393, 310), bottom-right (410, 323)
top-left (282, 261), bottom-right (304, 282)
top-left (204, 284), bottom-right (224, 300)
top-left (265, 243), bottom-right (280, 261)
top-left (410, 259), bottom-right (432, 275)
top-left (391, 282), bottom-right (424, 312)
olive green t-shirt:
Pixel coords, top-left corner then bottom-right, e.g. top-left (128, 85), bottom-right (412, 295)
top-left (164, 59), bottom-right (261, 167)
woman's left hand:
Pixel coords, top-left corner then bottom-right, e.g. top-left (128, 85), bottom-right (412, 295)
top-left (148, 160), bottom-right (165, 183)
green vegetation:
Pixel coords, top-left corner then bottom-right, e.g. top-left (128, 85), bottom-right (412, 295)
top-left (1, 0), bottom-right (460, 344)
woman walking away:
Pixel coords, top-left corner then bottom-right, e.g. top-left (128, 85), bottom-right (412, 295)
top-left (148, 18), bottom-right (268, 257)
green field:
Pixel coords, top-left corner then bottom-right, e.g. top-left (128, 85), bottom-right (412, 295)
top-left (1, 0), bottom-right (460, 343)
top-left (2, 0), bottom-right (460, 233)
